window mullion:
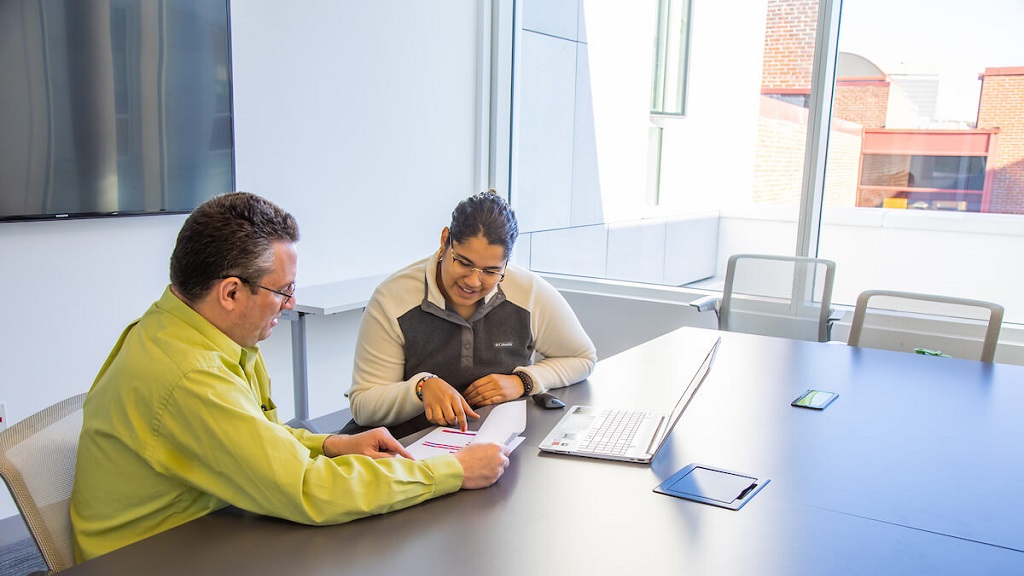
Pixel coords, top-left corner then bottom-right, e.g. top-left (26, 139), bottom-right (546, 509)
top-left (796, 0), bottom-right (842, 258)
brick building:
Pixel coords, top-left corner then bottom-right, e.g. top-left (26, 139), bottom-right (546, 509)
top-left (755, 0), bottom-right (1024, 214)
top-left (760, 0), bottom-right (817, 96)
top-left (833, 79), bottom-right (889, 130)
top-left (977, 68), bottom-right (1024, 214)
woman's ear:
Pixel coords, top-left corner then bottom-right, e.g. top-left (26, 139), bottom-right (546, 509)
top-left (439, 227), bottom-right (450, 255)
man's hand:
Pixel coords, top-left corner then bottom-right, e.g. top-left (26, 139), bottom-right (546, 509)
top-left (453, 442), bottom-right (511, 489)
top-left (421, 376), bottom-right (480, 431)
top-left (322, 428), bottom-right (414, 460)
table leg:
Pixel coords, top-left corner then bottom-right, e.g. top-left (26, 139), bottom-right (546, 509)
top-left (284, 310), bottom-right (318, 432)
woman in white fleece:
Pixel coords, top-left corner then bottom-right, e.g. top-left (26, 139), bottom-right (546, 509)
top-left (349, 190), bottom-right (597, 434)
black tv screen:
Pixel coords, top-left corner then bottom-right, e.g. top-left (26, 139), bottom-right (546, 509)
top-left (0, 0), bottom-right (234, 222)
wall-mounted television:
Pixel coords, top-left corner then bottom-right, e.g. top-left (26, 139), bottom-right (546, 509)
top-left (0, 0), bottom-right (234, 222)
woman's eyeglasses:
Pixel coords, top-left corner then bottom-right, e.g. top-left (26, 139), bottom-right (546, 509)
top-left (448, 245), bottom-right (507, 282)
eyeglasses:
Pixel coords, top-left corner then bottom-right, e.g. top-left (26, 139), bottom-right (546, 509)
top-left (225, 276), bottom-right (296, 303)
top-left (448, 244), bottom-right (507, 282)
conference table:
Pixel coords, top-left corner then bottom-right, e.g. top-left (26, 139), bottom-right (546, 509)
top-left (63, 327), bottom-right (1024, 575)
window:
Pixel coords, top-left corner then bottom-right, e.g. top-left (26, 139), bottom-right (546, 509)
top-left (819, 0), bottom-right (1024, 322)
top-left (859, 154), bottom-right (987, 210)
top-left (509, 0), bottom-right (1024, 324)
top-left (650, 0), bottom-right (693, 116)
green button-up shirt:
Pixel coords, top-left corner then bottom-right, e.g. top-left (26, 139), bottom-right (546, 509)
top-left (71, 287), bottom-right (461, 561)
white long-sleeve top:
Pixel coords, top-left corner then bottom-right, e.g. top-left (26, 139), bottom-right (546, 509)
top-left (350, 255), bottom-right (597, 426)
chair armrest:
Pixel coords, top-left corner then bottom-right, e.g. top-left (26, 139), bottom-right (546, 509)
top-left (827, 308), bottom-right (845, 323)
top-left (689, 295), bottom-right (719, 313)
top-left (825, 307), bottom-right (845, 343)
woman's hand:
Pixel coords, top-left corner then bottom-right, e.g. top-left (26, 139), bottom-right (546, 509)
top-left (463, 373), bottom-right (525, 407)
top-left (421, 376), bottom-right (480, 431)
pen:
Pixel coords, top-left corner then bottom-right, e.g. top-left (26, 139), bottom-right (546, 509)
top-left (737, 483), bottom-right (758, 500)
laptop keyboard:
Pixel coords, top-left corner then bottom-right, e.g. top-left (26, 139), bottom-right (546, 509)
top-left (579, 409), bottom-right (645, 455)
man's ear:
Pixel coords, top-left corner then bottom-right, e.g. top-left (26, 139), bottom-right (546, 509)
top-left (216, 277), bottom-right (244, 312)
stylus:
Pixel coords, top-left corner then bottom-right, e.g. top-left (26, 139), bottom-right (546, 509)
top-left (737, 483), bottom-right (758, 500)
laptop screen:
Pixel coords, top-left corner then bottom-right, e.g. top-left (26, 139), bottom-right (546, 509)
top-left (652, 337), bottom-right (721, 450)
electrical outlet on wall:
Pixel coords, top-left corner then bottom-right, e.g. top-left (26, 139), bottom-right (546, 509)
top-left (0, 402), bottom-right (6, 431)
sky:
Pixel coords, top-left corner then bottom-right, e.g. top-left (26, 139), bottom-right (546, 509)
top-left (837, 0), bottom-right (1024, 121)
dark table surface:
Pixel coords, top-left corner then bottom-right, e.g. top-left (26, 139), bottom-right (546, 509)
top-left (64, 327), bottom-right (1024, 575)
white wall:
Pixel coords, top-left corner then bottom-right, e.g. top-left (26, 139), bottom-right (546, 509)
top-left (511, 0), bottom-right (772, 233)
top-left (657, 0), bottom-right (769, 213)
top-left (0, 215), bottom-right (186, 520)
top-left (0, 0), bottom-right (486, 521)
top-left (509, 0), bottom-right (773, 283)
top-left (818, 207), bottom-right (1024, 323)
top-left (230, 1), bottom-right (485, 284)
top-left (512, 0), bottom-right (656, 233)
top-left (228, 0), bottom-right (486, 420)
top-left (523, 213), bottom-right (720, 285)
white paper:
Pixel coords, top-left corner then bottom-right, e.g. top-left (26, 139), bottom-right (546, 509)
top-left (473, 399), bottom-right (527, 444)
top-left (406, 400), bottom-right (527, 460)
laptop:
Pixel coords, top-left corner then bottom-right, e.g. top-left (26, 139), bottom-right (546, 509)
top-left (538, 337), bottom-right (721, 464)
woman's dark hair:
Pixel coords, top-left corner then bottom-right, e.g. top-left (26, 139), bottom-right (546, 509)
top-left (170, 192), bottom-right (299, 302)
top-left (448, 190), bottom-right (519, 258)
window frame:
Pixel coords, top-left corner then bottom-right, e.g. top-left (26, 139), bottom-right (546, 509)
top-left (650, 0), bottom-right (694, 117)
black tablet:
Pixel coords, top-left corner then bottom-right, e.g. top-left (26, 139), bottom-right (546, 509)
top-left (654, 464), bottom-right (769, 511)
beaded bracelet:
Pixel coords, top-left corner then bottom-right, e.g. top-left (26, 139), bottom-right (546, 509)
top-left (513, 371), bottom-right (534, 397)
top-left (415, 374), bottom-right (437, 401)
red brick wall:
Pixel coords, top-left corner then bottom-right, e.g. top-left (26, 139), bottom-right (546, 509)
top-left (761, 0), bottom-right (819, 90)
top-left (754, 101), bottom-right (808, 204)
top-left (823, 125), bottom-right (863, 207)
top-left (833, 83), bottom-right (889, 129)
top-left (754, 97), bottom-right (862, 207)
top-left (977, 69), bottom-right (1024, 214)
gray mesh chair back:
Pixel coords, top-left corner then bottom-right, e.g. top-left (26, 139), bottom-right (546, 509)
top-left (0, 393), bottom-right (86, 572)
top-left (848, 290), bottom-right (1003, 362)
top-left (720, 254), bottom-right (837, 342)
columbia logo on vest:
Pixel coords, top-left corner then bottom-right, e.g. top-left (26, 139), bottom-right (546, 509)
top-left (493, 342), bottom-right (513, 348)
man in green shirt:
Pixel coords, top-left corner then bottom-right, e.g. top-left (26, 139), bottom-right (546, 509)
top-left (70, 192), bottom-right (509, 561)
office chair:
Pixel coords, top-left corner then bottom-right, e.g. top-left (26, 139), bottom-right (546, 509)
top-left (0, 393), bottom-right (87, 573)
top-left (690, 253), bottom-right (838, 342)
top-left (847, 290), bottom-right (1004, 362)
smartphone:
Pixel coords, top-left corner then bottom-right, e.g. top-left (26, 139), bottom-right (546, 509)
top-left (791, 389), bottom-right (838, 410)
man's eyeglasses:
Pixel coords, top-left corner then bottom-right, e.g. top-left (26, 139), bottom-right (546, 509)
top-left (448, 244), bottom-right (507, 282)
top-left (224, 276), bottom-right (296, 303)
